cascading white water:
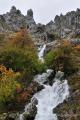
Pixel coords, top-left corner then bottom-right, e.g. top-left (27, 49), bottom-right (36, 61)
top-left (38, 44), bottom-right (46, 62)
top-left (19, 71), bottom-right (69, 120)
top-left (19, 44), bottom-right (69, 120)
top-left (34, 75), bottom-right (69, 120)
top-left (19, 44), bottom-right (47, 120)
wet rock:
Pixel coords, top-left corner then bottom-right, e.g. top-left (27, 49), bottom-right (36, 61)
top-left (31, 97), bottom-right (38, 105)
top-left (0, 113), bottom-right (19, 120)
top-left (0, 113), bottom-right (7, 120)
top-left (23, 98), bottom-right (38, 120)
top-left (36, 83), bottom-right (44, 92)
top-left (23, 114), bottom-right (35, 120)
top-left (47, 70), bottom-right (56, 85)
top-left (34, 69), bottom-right (53, 84)
top-left (23, 105), bottom-right (37, 120)
top-left (6, 113), bottom-right (19, 120)
top-left (55, 71), bottom-right (64, 80)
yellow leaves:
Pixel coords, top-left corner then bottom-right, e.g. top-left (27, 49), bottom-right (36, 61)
top-left (0, 65), bottom-right (21, 78)
top-left (16, 83), bottom-right (22, 93)
top-left (0, 65), bottom-right (21, 103)
top-left (0, 64), bottom-right (14, 76)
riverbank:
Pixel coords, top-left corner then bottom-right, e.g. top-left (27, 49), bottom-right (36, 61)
top-left (54, 73), bottom-right (80, 120)
top-left (53, 46), bottom-right (80, 120)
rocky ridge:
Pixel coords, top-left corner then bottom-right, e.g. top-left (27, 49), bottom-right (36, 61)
top-left (1, 6), bottom-right (80, 47)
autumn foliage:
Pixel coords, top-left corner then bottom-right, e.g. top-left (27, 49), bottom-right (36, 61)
top-left (0, 65), bottom-right (21, 104)
top-left (7, 28), bottom-right (36, 52)
top-left (45, 43), bottom-right (78, 75)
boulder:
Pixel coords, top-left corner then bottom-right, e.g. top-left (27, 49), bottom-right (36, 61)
top-left (27, 9), bottom-right (33, 18)
top-left (23, 98), bottom-right (38, 120)
top-left (55, 71), bottom-right (64, 80)
top-left (0, 113), bottom-right (19, 120)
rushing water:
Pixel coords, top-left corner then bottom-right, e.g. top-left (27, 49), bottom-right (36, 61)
top-left (38, 44), bottom-right (46, 62)
top-left (19, 71), bottom-right (69, 120)
top-left (19, 44), bottom-right (69, 120)
top-left (34, 75), bottom-right (69, 120)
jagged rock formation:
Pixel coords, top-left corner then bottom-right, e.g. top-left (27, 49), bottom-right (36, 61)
top-left (0, 6), bottom-right (49, 46)
top-left (0, 6), bottom-right (80, 46)
top-left (2, 6), bottom-right (35, 32)
top-left (54, 8), bottom-right (80, 38)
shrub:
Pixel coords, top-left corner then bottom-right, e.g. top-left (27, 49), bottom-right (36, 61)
top-left (0, 65), bottom-right (21, 104)
top-left (0, 48), bottom-right (37, 72)
top-left (45, 45), bottom-right (78, 75)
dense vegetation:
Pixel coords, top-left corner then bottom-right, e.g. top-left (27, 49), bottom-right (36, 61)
top-left (0, 28), bottom-right (45, 110)
top-left (45, 41), bottom-right (79, 76)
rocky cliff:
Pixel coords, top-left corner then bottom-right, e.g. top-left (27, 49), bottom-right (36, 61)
top-left (54, 8), bottom-right (80, 38)
top-left (0, 6), bottom-right (48, 46)
top-left (0, 6), bottom-right (80, 45)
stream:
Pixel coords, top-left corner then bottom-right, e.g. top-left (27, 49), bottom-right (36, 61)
top-left (34, 74), bottom-right (69, 120)
top-left (19, 44), bottom-right (69, 120)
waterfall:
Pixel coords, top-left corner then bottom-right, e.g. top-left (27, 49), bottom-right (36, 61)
top-left (19, 71), bottom-right (69, 120)
top-left (38, 44), bottom-right (46, 62)
top-left (19, 44), bottom-right (69, 120)
top-left (34, 73), bottom-right (69, 120)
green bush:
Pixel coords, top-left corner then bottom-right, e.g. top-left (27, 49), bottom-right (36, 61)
top-left (45, 45), bottom-right (78, 75)
top-left (0, 49), bottom-right (33, 71)
top-left (35, 61), bottom-right (47, 73)
top-left (45, 48), bottom-right (62, 67)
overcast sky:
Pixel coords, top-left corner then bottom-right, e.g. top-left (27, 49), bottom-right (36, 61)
top-left (0, 0), bottom-right (80, 24)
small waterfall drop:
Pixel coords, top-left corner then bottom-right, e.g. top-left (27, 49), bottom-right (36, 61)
top-left (38, 44), bottom-right (46, 62)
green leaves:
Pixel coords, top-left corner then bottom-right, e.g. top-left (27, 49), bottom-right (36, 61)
top-left (45, 45), bottom-right (78, 75)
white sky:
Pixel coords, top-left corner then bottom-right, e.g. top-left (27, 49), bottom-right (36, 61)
top-left (0, 0), bottom-right (80, 24)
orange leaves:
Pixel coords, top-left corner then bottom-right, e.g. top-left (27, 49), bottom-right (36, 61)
top-left (0, 64), bottom-right (14, 77)
top-left (74, 45), bottom-right (80, 50)
top-left (0, 65), bottom-right (20, 80)
top-left (61, 39), bottom-right (71, 46)
top-left (8, 28), bottom-right (35, 49)
top-left (61, 39), bottom-right (80, 51)
top-left (0, 65), bottom-right (21, 103)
